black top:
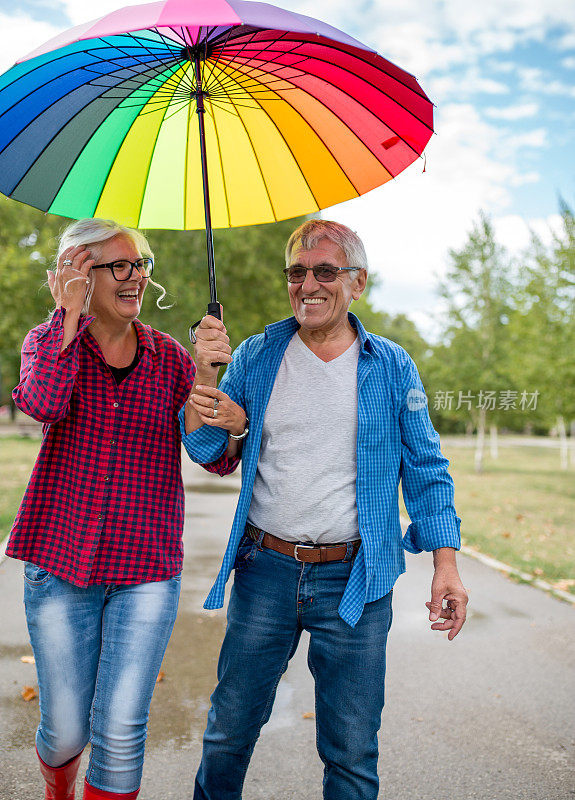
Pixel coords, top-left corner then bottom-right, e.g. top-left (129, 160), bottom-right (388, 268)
top-left (108, 342), bottom-right (140, 385)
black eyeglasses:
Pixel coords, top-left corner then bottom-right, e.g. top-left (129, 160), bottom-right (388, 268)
top-left (283, 265), bottom-right (357, 284)
top-left (91, 258), bottom-right (154, 281)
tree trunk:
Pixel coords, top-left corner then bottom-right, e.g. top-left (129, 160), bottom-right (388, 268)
top-left (570, 420), bottom-right (575, 467)
top-left (475, 408), bottom-right (486, 473)
top-left (557, 415), bottom-right (568, 470)
top-left (490, 424), bottom-right (498, 459)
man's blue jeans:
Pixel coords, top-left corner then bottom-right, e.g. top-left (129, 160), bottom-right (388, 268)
top-left (194, 533), bottom-right (393, 800)
top-left (23, 562), bottom-right (181, 794)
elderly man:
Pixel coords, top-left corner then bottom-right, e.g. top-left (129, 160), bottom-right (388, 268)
top-left (180, 219), bottom-right (468, 800)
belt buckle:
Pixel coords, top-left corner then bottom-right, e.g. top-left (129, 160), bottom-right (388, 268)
top-left (294, 543), bottom-right (315, 562)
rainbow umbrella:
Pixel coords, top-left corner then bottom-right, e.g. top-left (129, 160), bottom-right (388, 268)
top-left (0, 0), bottom-right (433, 319)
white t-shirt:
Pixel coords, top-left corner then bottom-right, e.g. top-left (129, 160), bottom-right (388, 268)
top-left (248, 332), bottom-right (360, 543)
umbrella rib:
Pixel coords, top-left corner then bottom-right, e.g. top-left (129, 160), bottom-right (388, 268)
top-left (204, 99), bottom-right (232, 227)
top-left (215, 59), bottom-right (363, 196)
top-left (84, 61), bottom-right (184, 99)
top-left (0, 53), bottom-right (172, 125)
top-left (225, 33), bottom-right (430, 102)
top-left (217, 38), bottom-right (309, 82)
top-left (230, 84), bottom-right (321, 213)
top-left (202, 27), bottom-right (234, 88)
top-left (124, 30), bottom-right (182, 72)
top-left (136, 68), bottom-right (184, 227)
top-left (2, 39), bottom-right (172, 99)
top-left (8, 60), bottom-right (177, 209)
top-left (84, 43), bottom-right (185, 100)
top-left (229, 55), bottom-right (429, 158)
top-left (95, 35), bottom-right (175, 75)
top-left (130, 62), bottom-right (193, 114)
top-left (212, 78), bottom-right (278, 222)
top-left (224, 43), bottom-right (433, 133)
top-left (152, 26), bottom-right (188, 58)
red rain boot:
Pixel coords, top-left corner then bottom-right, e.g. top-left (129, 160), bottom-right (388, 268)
top-left (37, 749), bottom-right (82, 800)
top-left (82, 780), bottom-right (140, 799)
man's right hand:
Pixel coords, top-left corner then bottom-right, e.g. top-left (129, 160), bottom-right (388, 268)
top-left (193, 314), bottom-right (233, 382)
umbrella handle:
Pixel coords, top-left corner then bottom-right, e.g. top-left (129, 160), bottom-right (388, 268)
top-left (188, 304), bottom-right (226, 368)
top-left (207, 302), bottom-right (226, 368)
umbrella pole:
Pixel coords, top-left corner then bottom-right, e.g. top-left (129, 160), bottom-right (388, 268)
top-left (194, 53), bottom-right (221, 322)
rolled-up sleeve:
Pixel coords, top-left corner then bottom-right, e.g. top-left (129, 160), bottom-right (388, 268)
top-left (398, 356), bottom-right (461, 554)
top-left (179, 339), bottom-right (248, 475)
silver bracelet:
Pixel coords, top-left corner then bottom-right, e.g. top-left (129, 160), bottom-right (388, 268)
top-left (229, 419), bottom-right (249, 440)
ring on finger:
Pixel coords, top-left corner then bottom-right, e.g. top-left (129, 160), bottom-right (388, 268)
top-left (62, 259), bottom-right (73, 266)
top-left (214, 399), bottom-right (219, 410)
top-left (213, 407), bottom-right (218, 418)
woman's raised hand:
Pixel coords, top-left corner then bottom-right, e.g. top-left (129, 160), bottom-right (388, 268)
top-left (47, 245), bottom-right (95, 314)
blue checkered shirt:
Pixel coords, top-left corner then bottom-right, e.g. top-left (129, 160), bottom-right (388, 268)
top-left (180, 313), bottom-right (460, 627)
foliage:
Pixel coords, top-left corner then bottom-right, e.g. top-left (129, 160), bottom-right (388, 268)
top-left (0, 198), bottom-right (66, 404)
top-left (427, 213), bottom-right (515, 437)
top-left (1, 196), bottom-right (573, 444)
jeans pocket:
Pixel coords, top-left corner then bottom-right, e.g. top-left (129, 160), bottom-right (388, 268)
top-left (233, 534), bottom-right (258, 574)
top-left (24, 561), bottom-right (53, 587)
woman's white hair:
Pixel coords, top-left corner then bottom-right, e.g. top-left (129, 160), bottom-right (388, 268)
top-left (55, 218), bottom-right (170, 315)
top-left (284, 219), bottom-right (369, 274)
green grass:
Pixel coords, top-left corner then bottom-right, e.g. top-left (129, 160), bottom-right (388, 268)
top-left (437, 443), bottom-right (575, 594)
top-left (0, 436), bottom-right (40, 543)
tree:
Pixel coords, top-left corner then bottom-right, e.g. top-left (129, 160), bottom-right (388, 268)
top-left (506, 199), bottom-right (575, 466)
top-left (433, 213), bottom-right (515, 470)
top-left (0, 198), bottom-right (65, 411)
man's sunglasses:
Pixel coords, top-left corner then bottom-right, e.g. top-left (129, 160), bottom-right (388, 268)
top-left (91, 258), bottom-right (154, 281)
top-left (283, 265), bottom-right (357, 284)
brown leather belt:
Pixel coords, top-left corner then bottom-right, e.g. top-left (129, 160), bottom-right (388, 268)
top-left (246, 523), bottom-right (360, 563)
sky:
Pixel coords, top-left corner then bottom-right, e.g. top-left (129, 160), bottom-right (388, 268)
top-left (1, 0), bottom-right (574, 336)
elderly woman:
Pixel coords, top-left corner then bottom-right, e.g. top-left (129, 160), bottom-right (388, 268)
top-left (6, 219), bottom-right (242, 800)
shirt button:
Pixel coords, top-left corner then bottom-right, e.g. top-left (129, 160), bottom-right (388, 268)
top-left (111, 440), bottom-right (116, 445)
top-left (104, 475), bottom-right (110, 482)
top-left (113, 402), bottom-right (119, 408)
top-left (98, 514), bottom-right (104, 520)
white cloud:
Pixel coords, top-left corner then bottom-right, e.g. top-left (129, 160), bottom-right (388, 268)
top-left (508, 172), bottom-right (541, 187)
top-left (428, 72), bottom-right (510, 100)
top-left (518, 66), bottom-right (575, 97)
top-left (485, 103), bottom-right (539, 120)
top-left (493, 213), bottom-right (563, 252)
top-left (0, 13), bottom-right (59, 73)
top-left (561, 56), bottom-right (575, 69)
top-left (320, 101), bottom-right (555, 335)
top-left (506, 128), bottom-right (548, 148)
top-left (556, 31), bottom-right (575, 50)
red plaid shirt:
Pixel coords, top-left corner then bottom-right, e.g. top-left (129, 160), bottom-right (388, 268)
top-left (7, 308), bottom-right (236, 586)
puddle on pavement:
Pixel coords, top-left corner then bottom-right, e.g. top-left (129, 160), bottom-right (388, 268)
top-left (500, 605), bottom-right (529, 619)
top-left (185, 482), bottom-right (240, 494)
top-left (146, 609), bottom-right (227, 750)
top-left (467, 609), bottom-right (487, 623)
top-left (0, 643), bottom-right (33, 660)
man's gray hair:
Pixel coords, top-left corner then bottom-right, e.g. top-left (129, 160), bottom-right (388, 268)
top-left (55, 218), bottom-right (170, 313)
top-left (285, 219), bottom-right (368, 274)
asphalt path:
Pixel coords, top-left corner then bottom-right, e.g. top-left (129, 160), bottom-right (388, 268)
top-left (0, 458), bottom-right (574, 800)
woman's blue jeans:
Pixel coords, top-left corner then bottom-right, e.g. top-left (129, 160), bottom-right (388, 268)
top-left (23, 563), bottom-right (181, 794)
top-left (194, 534), bottom-right (393, 800)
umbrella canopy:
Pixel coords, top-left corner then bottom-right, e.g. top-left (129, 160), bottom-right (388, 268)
top-left (0, 0), bottom-right (433, 232)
